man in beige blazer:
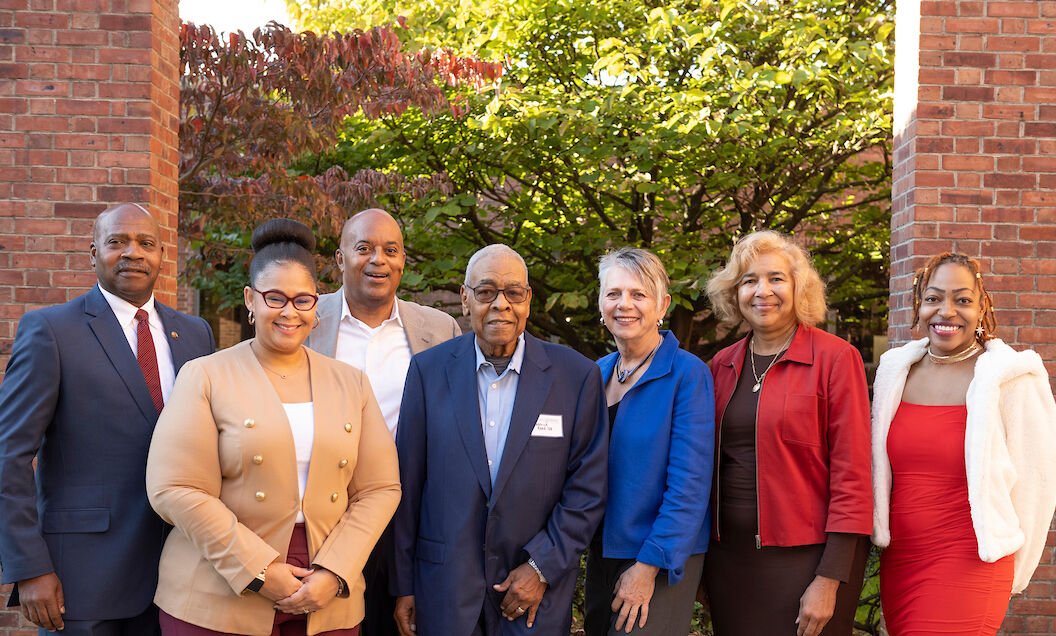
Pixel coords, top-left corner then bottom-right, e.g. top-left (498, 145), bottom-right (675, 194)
top-left (306, 208), bottom-right (459, 636)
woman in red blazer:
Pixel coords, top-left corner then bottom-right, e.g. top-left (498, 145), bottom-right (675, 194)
top-left (701, 230), bottom-right (872, 636)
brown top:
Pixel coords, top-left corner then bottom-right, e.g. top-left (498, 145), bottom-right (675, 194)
top-left (717, 345), bottom-right (860, 582)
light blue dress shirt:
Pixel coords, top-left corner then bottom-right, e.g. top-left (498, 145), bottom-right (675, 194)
top-left (474, 333), bottom-right (525, 484)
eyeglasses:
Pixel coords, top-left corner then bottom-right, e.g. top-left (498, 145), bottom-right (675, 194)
top-left (465, 284), bottom-right (531, 304)
top-left (252, 288), bottom-right (319, 311)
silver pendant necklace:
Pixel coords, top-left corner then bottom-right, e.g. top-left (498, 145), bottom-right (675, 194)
top-left (615, 339), bottom-right (662, 384)
top-left (749, 328), bottom-right (797, 392)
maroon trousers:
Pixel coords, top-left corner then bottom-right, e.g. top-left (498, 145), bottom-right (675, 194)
top-left (160, 524), bottom-right (361, 636)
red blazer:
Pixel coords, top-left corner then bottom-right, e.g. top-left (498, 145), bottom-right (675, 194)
top-left (709, 324), bottom-right (872, 546)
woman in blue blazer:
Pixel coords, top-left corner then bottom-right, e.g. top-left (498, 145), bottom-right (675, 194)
top-left (584, 247), bottom-right (715, 635)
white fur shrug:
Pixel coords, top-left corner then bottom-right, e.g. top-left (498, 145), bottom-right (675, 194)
top-left (871, 338), bottom-right (1056, 594)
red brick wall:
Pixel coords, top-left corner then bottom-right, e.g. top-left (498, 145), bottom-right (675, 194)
top-left (891, 1), bottom-right (1056, 634)
top-left (0, 0), bottom-right (181, 367)
top-left (0, 0), bottom-right (180, 631)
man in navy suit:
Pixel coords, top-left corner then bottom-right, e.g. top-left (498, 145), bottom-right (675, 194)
top-left (0, 203), bottom-right (215, 635)
top-left (391, 244), bottom-right (608, 636)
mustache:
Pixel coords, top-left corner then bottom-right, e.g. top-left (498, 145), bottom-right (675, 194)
top-left (115, 263), bottom-right (150, 274)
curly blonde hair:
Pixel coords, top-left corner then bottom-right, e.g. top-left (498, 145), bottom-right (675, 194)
top-left (706, 230), bottom-right (828, 327)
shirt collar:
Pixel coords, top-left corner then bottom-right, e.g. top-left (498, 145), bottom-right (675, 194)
top-left (780, 324), bottom-right (814, 365)
top-left (473, 333), bottom-right (526, 376)
top-left (98, 284), bottom-right (157, 326)
top-left (340, 292), bottom-right (402, 329)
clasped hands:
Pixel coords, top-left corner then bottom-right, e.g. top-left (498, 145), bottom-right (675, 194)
top-left (259, 562), bottom-right (341, 615)
top-left (17, 564), bottom-right (340, 631)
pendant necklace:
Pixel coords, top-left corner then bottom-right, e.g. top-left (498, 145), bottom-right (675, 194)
top-left (615, 339), bottom-right (662, 383)
top-left (749, 327), bottom-right (797, 392)
top-left (927, 341), bottom-right (982, 364)
top-left (251, 342), bottom-right (306, 379)
top-left (261, 365), bottom-right (295, 379)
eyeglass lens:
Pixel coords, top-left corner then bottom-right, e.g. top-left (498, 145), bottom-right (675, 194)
top-left (261, 291), bottom-right (317, 310)
top-left (473, 286), bottom-right (528, 303)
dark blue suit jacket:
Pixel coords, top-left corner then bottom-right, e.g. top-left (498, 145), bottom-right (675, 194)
top-left (391, 332), bottom-right (607, 636)
top-left (0, 285), bottom-right (214, 620)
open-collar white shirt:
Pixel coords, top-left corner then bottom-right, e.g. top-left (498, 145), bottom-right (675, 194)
top-left (335, 295), bottom-right (411, 438)
top-left (97, 284), bottom-right (176, 403)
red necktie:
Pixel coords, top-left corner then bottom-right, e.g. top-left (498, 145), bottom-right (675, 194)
top-left (135, 309), bottom-right (164, 413)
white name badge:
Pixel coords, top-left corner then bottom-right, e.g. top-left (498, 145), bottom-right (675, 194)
top-left (531, 414), bottom-right (563, 438)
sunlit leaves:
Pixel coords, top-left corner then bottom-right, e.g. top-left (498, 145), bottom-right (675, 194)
top-left (288, 0), bottom-right (893, 357)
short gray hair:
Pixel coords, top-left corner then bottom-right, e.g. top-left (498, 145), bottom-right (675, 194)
top-left (464, 244), bottom-right (528, 286)
top-left (597, 247), bottom-right (670, 312)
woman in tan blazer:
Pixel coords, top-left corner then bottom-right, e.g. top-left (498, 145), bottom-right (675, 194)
top-left (146, 219), bottom-right (400, 636)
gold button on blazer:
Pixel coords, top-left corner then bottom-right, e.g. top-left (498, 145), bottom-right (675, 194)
top-left (146, 340), bottom-right (400, 636)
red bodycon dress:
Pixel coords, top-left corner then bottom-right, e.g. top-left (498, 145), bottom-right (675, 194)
top-left (880, 402), bottom-right (1013, 635)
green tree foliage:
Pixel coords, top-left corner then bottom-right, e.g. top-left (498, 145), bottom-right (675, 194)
top-left (287, 0), bottom-right (893, 359)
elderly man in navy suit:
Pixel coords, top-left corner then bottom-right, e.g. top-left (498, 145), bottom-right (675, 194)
top-left (391, 244), bottom-right (608, 636)
top-left (0, 203), bottom-right (215, 635)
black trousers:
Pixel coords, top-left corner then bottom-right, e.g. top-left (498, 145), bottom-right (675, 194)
top-left (361, 522), bottom-right (399, 636)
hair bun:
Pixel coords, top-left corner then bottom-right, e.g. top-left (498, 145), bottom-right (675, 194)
top-left (250, 218), bottom-right (316, 253)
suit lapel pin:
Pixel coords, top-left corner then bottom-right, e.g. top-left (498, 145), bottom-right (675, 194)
top-left (170, 331), bottom-right (179, 339)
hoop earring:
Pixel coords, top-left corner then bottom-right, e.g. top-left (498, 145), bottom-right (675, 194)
top-left (313, 316), bottom-right (320, 329)
top-left (248, 311), bottom-right (255, 325)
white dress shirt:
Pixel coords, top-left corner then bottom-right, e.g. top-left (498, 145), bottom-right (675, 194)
top-left (334, 296), bottom-right (411, 437)
top-left (98, 285), bottom-right (176, 403)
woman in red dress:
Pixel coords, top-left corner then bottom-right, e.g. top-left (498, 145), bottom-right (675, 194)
top-left (872, 253), bottom-right (1056, 635)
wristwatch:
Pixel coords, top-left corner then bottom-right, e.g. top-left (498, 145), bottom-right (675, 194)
top-left (528, 558), bottom-right (547, 584)
top-left (245, 566), bottom-right (268, 593)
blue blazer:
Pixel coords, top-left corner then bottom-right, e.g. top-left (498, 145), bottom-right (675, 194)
top-left (0, 285), bottom-right (214, 620)
top-left (596, 331), bottom-right (714, 585)
top-left (391, 332), bottom-right (608, 636)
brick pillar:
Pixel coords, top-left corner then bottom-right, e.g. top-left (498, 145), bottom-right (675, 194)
top-left (0, 0), bottom-right (180, 631)
top-left (891, 1), bottom-right (1056, 634)
top-left (150, 0), bottom-right (180, 303)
